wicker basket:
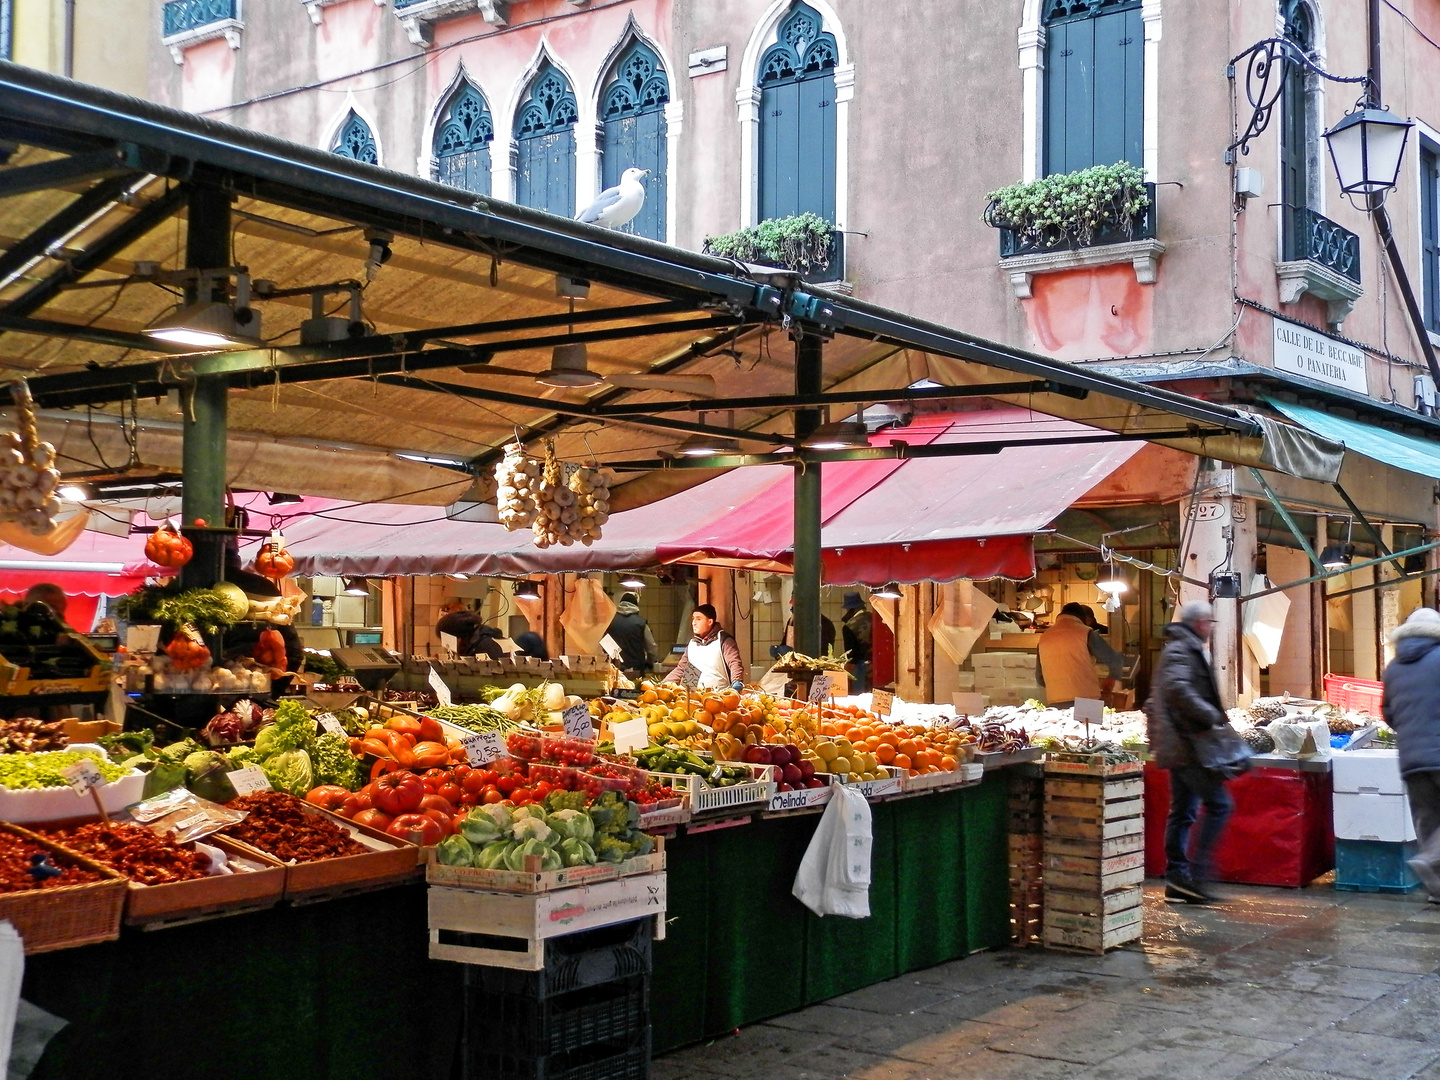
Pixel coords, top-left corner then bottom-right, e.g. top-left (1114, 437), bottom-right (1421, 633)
top-left (0, 822), bottom-right (127, 953)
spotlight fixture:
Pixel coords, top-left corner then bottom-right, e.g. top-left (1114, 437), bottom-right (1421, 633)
top-left (802, 420), bottom-right (870, 451)
top-left (267, 492), bottom-right (303, 505)
top-left (536, 343), bottom-right (603, 388)
top-left (57, 482), bottom-right (96, 502)
top-left (620, 574), bottom-right (646, 590)
top-left (342, 576), bottom-right (370, 596)
top-left (144, 300), bottom-right (260, 348)
top-left (1320, 544), bottom-right (1355, 570)
top-left (364, 229), bottom-right (393, 282)
top-left (872, 582), bottom-right (903, 600)
top-left (678, 410), bottom-right (741, 456)
top-left (514, 580), bottom-right (542, 601)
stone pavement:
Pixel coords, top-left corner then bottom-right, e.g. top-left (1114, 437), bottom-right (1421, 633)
top-left (652, 883), bottom-right (1440, 1080)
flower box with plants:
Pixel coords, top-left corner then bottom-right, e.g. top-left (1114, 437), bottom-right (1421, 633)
top-left (983, 163), bottom-right (1153, 258)
top-left (703, 213), bottom-right (838, 278)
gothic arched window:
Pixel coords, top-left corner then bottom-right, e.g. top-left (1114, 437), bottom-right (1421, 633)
top-left (515, 63), bottom-right (578, 216)
top-left (331, 110), bottom-right (378, 165)
top-left (599, 40), bottom-right (669, 240)
top-left (1280, 0), bottom-right (1317, 261)
top-left (1043, 0), bottom-right (1143, 175)
top-left (757, 3), bottom-right (837, 223)
top-left (434, 82), bottom-right (494, 195)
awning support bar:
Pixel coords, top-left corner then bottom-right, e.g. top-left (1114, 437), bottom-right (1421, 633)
top-left (1248, 467), bottom-right (1324, 573)
top-left (1239, 539), bottom-right (1440, 601)
top-left (1330, 481), bottom-right (1407, 577)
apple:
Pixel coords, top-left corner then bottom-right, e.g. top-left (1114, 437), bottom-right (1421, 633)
top-left (743, 745), bottom-right (772, 766)
top-left (782, 763), bottom-right (803, 784)
top-left (805, 778), bottom-right (826, 789)
top-left (777, 782), bottom-right (793, 792)
top-left (797, 760), bottom-right (815, 780)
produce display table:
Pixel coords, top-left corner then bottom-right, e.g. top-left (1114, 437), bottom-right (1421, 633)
top-left (1142, 758), bottom-right (1333, 888)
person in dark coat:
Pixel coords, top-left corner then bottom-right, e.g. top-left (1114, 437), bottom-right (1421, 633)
top-left (1145, 600), bottom-right (1232, 903)
top-left (435, 607), bottom-right (504, 659)
top-left (1381, 606), bottom-right (1440, 901)
top-left (604, 592), bottom-right (659, 677)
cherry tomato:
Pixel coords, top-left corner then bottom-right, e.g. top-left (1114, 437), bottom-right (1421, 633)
top-left (462, 771), bottom-right (488, 795)
top-left (460, 792), bottom-right (479, 806)
top-left (478, 770), bottom-right (500, 787)
top-left (424, 768), bottom-right (449, 785)
top-left (511, 789), bottom-right (533, 806)
top-left (496, 775), bottom-right (519, 796)
top-left (533, 781), bottom-right (552, 799)
top-left (482, 787), bottom-right (503, 804)
top-left (451, 764), bottom-right (472, 781)
top-left (437, 782), bottom-right (463, 805)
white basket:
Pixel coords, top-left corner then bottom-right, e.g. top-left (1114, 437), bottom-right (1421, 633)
top-left (655, 763), bottom-right (775, 814)
top-left (0, 746), bottom-right (145, 823)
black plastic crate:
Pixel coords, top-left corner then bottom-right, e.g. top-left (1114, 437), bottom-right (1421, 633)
top-left (467, 1032), bottom-right (650, 1080)
top-left (467, 918), bottom-right (652, 1000)
top-left (472, 976), bottom-right (648, 1057)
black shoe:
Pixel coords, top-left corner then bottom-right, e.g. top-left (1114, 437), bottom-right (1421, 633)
top-left (1164, 878), bottom-right (1213, 904)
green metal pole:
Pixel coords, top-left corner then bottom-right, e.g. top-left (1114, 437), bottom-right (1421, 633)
top-left (179, 184), bottom-right (230, 591)
top-left (793, 333), bottom-right (823, 657)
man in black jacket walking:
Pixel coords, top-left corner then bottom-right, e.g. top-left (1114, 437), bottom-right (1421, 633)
top-left (1146, 600), bottom-right (1233, 904)
top-left (1381, 606), bottom-right (1440, 901)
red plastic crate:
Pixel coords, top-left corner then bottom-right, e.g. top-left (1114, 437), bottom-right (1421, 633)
top-left (1323, 674), bottom-right (1384, 715)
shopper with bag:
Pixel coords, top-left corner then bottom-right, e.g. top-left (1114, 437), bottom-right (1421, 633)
top-left (1146, 600), bottom-right (1247, 904)
top-left (1380, 606), bottom-right (1440, 902)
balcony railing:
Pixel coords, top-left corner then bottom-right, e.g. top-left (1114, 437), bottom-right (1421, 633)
top-left (1285, 206), bottom-right (1361, 285)
top-left (162, 0), bottom-right (238, 37)
top-left (996, 183), bottom-right (1156, 258)
top-left (801, 230), bottom-right (845, 285)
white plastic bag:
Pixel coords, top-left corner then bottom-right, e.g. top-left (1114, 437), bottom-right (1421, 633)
top-left (793, 784), bottom-right (873, 918)
top-left (1267, 717), bottom-right (1331, 757)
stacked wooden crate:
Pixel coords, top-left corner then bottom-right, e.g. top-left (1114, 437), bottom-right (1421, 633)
top-left (1007, 769), bottom-right (1044, 947)
top-left (1041, 756), bottom-right (1145, 954)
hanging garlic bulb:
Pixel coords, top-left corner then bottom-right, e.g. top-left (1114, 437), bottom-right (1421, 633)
top-left (494, 442), bottom-right (541, 531)
top-left (567, 464), bottom-right (611, 547)
top-left (0, 382), bottom-right (61, 535)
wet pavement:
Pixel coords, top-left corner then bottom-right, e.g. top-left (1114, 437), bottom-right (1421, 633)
top-left (653, 883), bottom-right (1440, 1080)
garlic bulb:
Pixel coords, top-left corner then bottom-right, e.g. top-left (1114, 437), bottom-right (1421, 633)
top-left (0, 381), bottom-right (62, 534)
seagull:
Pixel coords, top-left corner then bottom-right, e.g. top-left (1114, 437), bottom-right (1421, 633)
top-left (576, 167), bottom-right (649, 229)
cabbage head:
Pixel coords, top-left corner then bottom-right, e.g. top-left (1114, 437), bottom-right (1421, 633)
top-left (260, 749), bottom-right (313, 797)
top-left (558, 838), bottom-right (596, 867)
top-left (548, 809), bottom-right (593, 843)
top-left (436, 834), bottom-right (475, 867)
top-left (476, 840), bottom-right (514, 870)
top-left (505, 838), bottom-right (551, 871)
top-left (460, 809), bottom-right (503, 845)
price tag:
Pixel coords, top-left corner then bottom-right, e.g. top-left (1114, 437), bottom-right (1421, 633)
top-left (870, 689), bottom-right (894, 716)
top-left (495, 638), bottom-right (519, 656)
top-left (317, 713), bottom-right (346, 737)
top-left (808, 675), bottom-right (833, 704)
top-left (599, 634), bottom-right (623, 662)
top-left (562, 702), bottom-right (594, 740)
top-left (440, 632), bottom-right (460, 656)
top-left (126, 624), bottom-right (161, 654)
top-left (1073, 697), bottom-right (1105, 726)
top-left (228, 765), bottom-right (272, 795)
top-left (427, 664), bottom-right (453, 708)
top-left (612, 717), bottom-right (649, 755)
top-left (173, 810), bottom-right (209, 832)
top-left (462, 731), bottom-right (505, 766)
top-left (62, 759), bottom-right (102, 796)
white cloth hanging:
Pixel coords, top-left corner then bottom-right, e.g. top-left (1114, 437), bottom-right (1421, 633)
top-left (792, 784), bottom-right (873, 918)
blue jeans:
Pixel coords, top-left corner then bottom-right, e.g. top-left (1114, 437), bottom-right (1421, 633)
top-left (1165, 766), bottom-right (1234, 883)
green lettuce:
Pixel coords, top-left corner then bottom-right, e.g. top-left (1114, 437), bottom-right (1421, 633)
top-left (436, 834), bottom-right (475, 867)
top-left (260, 749), bottom-right (313, 797)
top-left (459, 808), bottom-right (503, 845)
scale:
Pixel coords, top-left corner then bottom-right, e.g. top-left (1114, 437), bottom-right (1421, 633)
top-left (331, 646), bottom-right (402, 693)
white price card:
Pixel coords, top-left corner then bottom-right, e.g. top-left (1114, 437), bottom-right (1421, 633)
top-left (62, 759), bottom-right (102, 796)
top-left (870, 688), bottom-right (894, 716)
top-left (316, 713), bottom-right (346, 737)
top-left (427, 664), bottom-right (453, 708)
top-left (808, 675), bottom-right (833, 704)
top-left (495, 638), bottom-right (519, 656)
top-left (612, 717), bottom-right (649, 755)
top-left (462, 732), bottom-right (505, 766)
top-left (599, 634), bottom-right (624, 662)
top-left (1073, 697), bottom-right (1105, 727)
top-left (440, 632), bottom-right (460, 656)
top-left (227, 765), bottom-right (272, 795)
top-left (126, 624), bottom-right (161, 654)
top-left (562, 701), bottom-right (594, 740)
top-left (173, 810), bottom-right (210, 832)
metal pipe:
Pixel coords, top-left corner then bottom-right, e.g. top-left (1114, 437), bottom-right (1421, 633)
top-left (1240, 539), bottom-right (1440, 601)
top-left (587, 379), bottom-right (1072, 417)
top-left (1371, 203), bottom-right (1440, 389)
top-left (792, 334), bottom-right (824, 658)
top-left (63, 0), bottom-right (75, 79)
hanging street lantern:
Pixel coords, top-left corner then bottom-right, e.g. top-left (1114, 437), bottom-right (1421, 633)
top-left (1323, 107), bottom-right (1414, 196)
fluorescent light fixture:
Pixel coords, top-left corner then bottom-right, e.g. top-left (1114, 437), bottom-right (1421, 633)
top-left (514, 580), bottom-right (542, 600)
top-left (678, 433), bottom-right (740, 456)
top-left (57, 482), bottom-right (96, 501)
top-left (537, 343), bottom-right (603, 388)
top-left (144, 301), bottom-right (260, 349)
top-left (872, 582), bottom-right (903, 600)
top-left (342, 576), bottom-right (370, 596)
top-left (802, 420), bottom-right (870, 450)
top-left (620, 574), bottom-right (646, 589)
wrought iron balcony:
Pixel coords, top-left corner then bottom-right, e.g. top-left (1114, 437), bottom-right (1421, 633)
top-left (162, 0), bottom-right (238, 37)
top-left (1285, 206), bottom-right (1361, 285)
top-left (801, 230), bottom-right (845, 285)
top-left (997, 183), bottom-right (1156, 258)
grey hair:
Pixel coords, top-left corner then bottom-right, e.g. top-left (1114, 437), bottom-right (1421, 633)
top-left (1178, 600), bottom-right (1215, 626)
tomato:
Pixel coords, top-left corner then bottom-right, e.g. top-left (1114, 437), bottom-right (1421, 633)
top-left (424, 768), bottom-right (449, 785)
top-left (459, 792), bottom-right (479, 806)
top-left (510, 788), bottom-right (533, 806)
top-left (387, 813), bottom-right (442, 846)
top-left (419, 794), bottom-right (456, 818)
top-left (532, 781), bottom-right (552, 799)
top-left (437, 782), bottom-right (463, 805)
top-left (353, 808), bottom-right (392, 831)
top-left (482, 787), bottom-right (503, 804)
top-left (373, 770), bottom-right (425, 815)
top-left (422, 808), bottom-right (452, 834)
top-left (339, 792), bottom-right (372, 818)
top-left (496, 775), bottom-right (519, 796)
top-left (478, 769), bottom-right (499, 787)
top-left (304, 785), bottom-right (351, 811)
top-left (451, 763), bottom-right (472, 782)
top-left (462, 771), bottom-right (488, 795)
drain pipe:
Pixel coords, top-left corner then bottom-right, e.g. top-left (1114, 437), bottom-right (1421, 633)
top-left (62, 0), bottom-right (75, 78)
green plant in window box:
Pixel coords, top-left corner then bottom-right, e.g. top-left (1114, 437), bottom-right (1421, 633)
top-left (703, 213), bottom-right (835, 275)
top-left (983, 162), bottom-right (1149, 251)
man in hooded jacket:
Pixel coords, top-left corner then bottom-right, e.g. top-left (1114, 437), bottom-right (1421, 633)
top-left (1381, 606), bottom-right (1440, 901)
top-left (605, 592), bottom-right (660, 678)
top-left (1146, 600), bottom-right (1232, 903)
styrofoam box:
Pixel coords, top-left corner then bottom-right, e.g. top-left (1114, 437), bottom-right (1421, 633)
top-left (1333, 791), bottom-right (1416, 843)
top-left (0, 745), bottom-right (145, 823)
top-left (1333, 749), bottom-right (1405, 795)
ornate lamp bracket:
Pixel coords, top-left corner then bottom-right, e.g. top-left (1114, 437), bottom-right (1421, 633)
top-left (1224, 38), bottom-right (1372, 163)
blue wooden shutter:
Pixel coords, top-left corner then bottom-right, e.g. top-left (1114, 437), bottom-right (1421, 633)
top-left (601, 42), bottom-right (669, 241)
top-left (1423, 145), bottom-right (1440, 333)
top-left (758, 3), bottom-right (837, 222)
top-left (331, 111), bottom-right (378, 165)
top-left (515, 66), bottom-right (578, 216)
top-left (1043, 0), bottom-right (1142, 175)
top-left (434, 84), bottom-right (493, 196)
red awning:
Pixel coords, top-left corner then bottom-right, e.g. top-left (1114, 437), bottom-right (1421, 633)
top-left (657, 409), bottom-right (1147, 584)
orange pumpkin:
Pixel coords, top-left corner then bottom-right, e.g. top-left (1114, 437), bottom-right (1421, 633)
top-left (255, 537), bottom-right (294, 580)
top-left (144, 525), bottom-right (193, 568)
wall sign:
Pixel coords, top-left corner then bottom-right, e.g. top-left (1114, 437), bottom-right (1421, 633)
top-left (1272, 318), bottom-right (1368, 395)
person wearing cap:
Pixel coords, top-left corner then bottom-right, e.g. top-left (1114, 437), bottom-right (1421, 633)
top-left (773, 596), bottom-right (835, 658)
top-left (1381, 606), bottom-right (1440, 902)
top-left (665, 604), bottom-right (745, 691)
top-left (1145, 600), bottom-right (1232, 904)
top-left (605, 591), bottom-right (659, 677)
top-left (840, 591), bottom-right (872, 691)
top-left (1037, 602), bottom-right (1126, 708)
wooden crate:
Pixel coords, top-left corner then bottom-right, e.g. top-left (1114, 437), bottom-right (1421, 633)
top-left (1007, 773), bottom-right (1044, 836)
top-left (1042, 848), bottom-right (1145, 893)
top-left (425, 838), bottom-right (665, 894)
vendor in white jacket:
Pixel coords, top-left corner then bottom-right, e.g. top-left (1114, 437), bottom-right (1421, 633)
top-left (664, 605), bottom-right (746, 691)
